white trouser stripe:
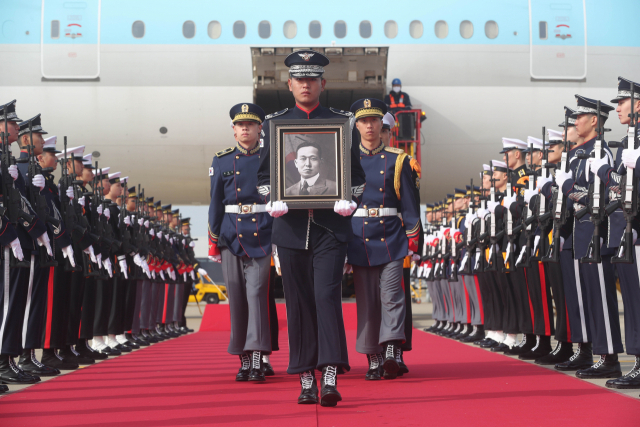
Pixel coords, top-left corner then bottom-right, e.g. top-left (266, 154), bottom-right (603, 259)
top-left (574, 260), bottom-right (588, 343)
top-left (21, 255), bottom-right (35, 348)
top-left (0, 248), bottom-right (10, 354)
top-left (635, 247), bottom-right (640, 297)
top-left (596, 262), bottom-right (614, 354)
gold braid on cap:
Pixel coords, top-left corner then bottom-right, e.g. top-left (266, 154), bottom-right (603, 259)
top-left (233, 113), bottom-right (262, 124)
top-left (355, 107), bottom-right (384, 120)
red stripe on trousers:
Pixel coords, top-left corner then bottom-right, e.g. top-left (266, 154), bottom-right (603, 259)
top-left (474, 275), bottom-right (484, 323)
top-left (539, 262), bottom-right (551, 336)
top-left (524, 268), bottom-right (535, 331)
top-left (565, 300), bottom-right (572, 343)
top-left (162, 283), bottom-right (168, 323)
top-left (448, 283), bottom-right (455, 322)
top-left (463, 279), bottom-right (471, 324)
top-left (43, 267), bottom-right (55, 349)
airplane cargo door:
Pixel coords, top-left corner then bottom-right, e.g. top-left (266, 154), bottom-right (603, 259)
top-left (41, 0), bottom-right (101, 79)
top-left (529, 0), bottom-right (586, 80)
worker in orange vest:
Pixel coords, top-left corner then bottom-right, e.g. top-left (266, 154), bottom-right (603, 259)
top-left (384, 78), bottom-right (412, 112)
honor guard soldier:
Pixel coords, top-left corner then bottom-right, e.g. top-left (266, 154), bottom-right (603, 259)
top-left (384, 78), bottom-right (412, 112)
top-left (257, 50), bottom-right (366, 407)
top-left (552, 95), bottom-right (622, 379)
top-left (346, 98), bottom-right (420, 381)
top-left (208, 103), bottom-right (274, 382)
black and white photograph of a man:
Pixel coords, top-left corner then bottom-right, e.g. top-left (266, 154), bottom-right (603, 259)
top-left (284, 133), bottom-right (338, 196)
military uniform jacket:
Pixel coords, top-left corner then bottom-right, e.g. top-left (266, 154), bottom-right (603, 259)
top-left (57, 179), bottom-right (94, 251)
top-left (0, 168), bottom-right (19, 246)
top-left (257, 104), bottom-right (366, 249)
top-left (209, 143), bottom-right (273, 258)
top-left (540, 165), bottom-right (575, 252)
top-left (41, 172), bottom-right (71, 250)
top-left (347, 144), bottom-right (420, 267)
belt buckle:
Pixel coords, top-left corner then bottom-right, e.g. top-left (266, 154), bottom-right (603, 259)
top-left (241, 205), bottom-right (251, 214)
top-left (368, 208), bottom-right (379, 217)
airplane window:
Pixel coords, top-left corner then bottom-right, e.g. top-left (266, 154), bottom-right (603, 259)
top-left (460, 20), bottom-right (473, 39)
top-left (233, 21), bottom-right (246, 39)
top-left (183, 21), bottom-right (196, 39)
top-left (283, 20), bottom-right (297, 39)
top-left (132, 20), bottom-right (145, 39)
top-left (409, 20), bottom-right (423, 39)
top-left (334, 20), bottom-right (347, 38)
top-left (485, 20), bottom-right (498, 39)
top-left (208, 21), bottom-right (221, 39)
top-left (384, 20), bottom-right (398, 39)
top-left (51, 20), bottom-right (60, 39)
top-left (258, 21), bottom-right (271, 39)
top-left (539, 21), bottom-right (547, 39)
top-left (359, 21), bottom-right (372, 38)
top-left (434, 20), bottom-right (448, 39)
top-left (309, 21), bottom-right (321, 39)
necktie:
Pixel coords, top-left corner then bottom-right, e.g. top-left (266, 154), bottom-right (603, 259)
top-left (300, 181), bottom-right (309, 195)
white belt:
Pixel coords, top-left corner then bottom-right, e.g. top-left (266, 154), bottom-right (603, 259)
top-left (224, 204), bottom-right (267, 214)
top-left (353, 207), bottom-right (398, 218)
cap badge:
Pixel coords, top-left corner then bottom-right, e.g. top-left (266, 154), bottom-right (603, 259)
top-left (364, 99), bottom-right (371, 108)
top-left (298, 52), bottom-right (314, 61)
top-left (241, 104), bottom-right (249, 113)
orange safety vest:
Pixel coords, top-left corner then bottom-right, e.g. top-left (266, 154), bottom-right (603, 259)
top-left (389, 93), bottom-right (405, 108)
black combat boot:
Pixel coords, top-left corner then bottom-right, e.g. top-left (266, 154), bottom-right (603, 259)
top-left (236, 353), bottom-right (250, 381)
top-left (320, 366), bottom-right (342, 407)
top-left (365, 354), bottom-right (381, 381)
top-left (555, 343), bottom-right (594, 371)
top-left (248, 351), bottom-right (265, 382)
top-left (576, 354), bottom-right (622, 379)
top-left (18, 349), bottom-right (60, 376)
top-left (0, 356), bottom-right (38, 384)
top-left (535, 341), bottom-right (574, 365)
top-left (261, 355), bottom-right (275, 376)
top-left (396, 347), bottom-right (409, 376)
top-left (59, 345), bottom-right (95, 365)
top-left (41, 349), bottom-right (79, 370)
top-left (298, 370), bottom-right (318, 404)
top-left (519, 335), bottom-right (553, 360)
top-left (382, 342), bottom-right (400, 379)
top-left (606, 356), bottom-right (640, 389)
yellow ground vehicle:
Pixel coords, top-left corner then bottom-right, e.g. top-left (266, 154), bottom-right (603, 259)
top-left (189, 276), bottom-right (228, 304)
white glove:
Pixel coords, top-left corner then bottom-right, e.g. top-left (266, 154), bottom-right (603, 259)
top-left (208, 254), bottom-right (221, 263)
top-left (197, 268), bottom-right (209, 279)
top-left (190, 270), bottom-right (196, 281)
top-left (8, 238), bottom-right (23, 261)
top-left (66, 187), bottom-right (75, 200)
top-left (342, 256), bottom-right (351, 275)
top-left (141, 259), bottom-right (151, 277)
top-left (149, 228), bottom-right (155, 237)
top-left (83, 245), bottom-right (97, 263)
top-left (266, 201), bottom-right (288, 218)
top-left (133, 253), bottom-right (142, 266)
top-left (159, 270), bottom-right (166, 281)
top-left (96, 253), bottom-right (102, 269)
top-left (137, 218), bottom-right (144, 226)
top-left (464, 212), bottom-right (477, 229)
top-left (334, 200), bottom-right (357, 217)
top-left (104, 208), bottom-right (110, 219)
top-left (412, 254), bottom-right (420, 262)
top-left (621, 147), bottom-right (640, 169)
top-left (144, 220), bottom-right (149, 228)
top-left (97, 204), bottom-right (103, 216)
top-left (634, 229), bottom-right (638, 245)
top-left (165, 234), bottom-right (170, 241)
top-left (151, 271), bottom-right (156, 279)
top-left (168, 267), bottom-right (176, 281)
top-left (559, 237), bottom-right (565, 252)
top-left (157, 231), bottom-right (163, 239)
top-left (118, 257), bottom-right (128, 279)
top-left (476, 208), bottom-right (489, 219)
top-left (123, 215), bottom-right (131, 226)
top-left (524, 189), bottom-right (537, 205)
top-left (189, 241), bottom-right (195, 248)
top-left (272, 244), bottom-right (281, 276)
top-left (32, 174), bottom-right (45, 191)
top-left (258, 185), bottom-right (271, 196)
top-left (503, 195), bottom-right (516, 210)
top-left (555, 169), bottom-right (573, 189)
top-left (77, 197), bottom-right (85, 207)
top-left (487, 201), bottom-right (500, 214)
top-left (36, 232), bottom-right (53, 256)
top-left (183, 272), bottom-right (187, 281)
top-left (61, 245), bottom-right (76, 267)
top-left (103, 257), bottom-right (113, 278)
top-left (536, 176), bottom-right (553, 190)
top-left (169, 237), bottom-right (174, 244)
top-left (8, 164), bottom-right (18, 181)
top-left (587, 156), bottom-right (609, 177)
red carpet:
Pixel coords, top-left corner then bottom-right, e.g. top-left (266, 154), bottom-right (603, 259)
top-left (1, 304), bottom-right (639, 426)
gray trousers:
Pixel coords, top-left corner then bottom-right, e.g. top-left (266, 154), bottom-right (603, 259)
top-left (165, 284), bottom-right (175, 323)
top-left (450, 276), bottom-right (467, 324)
top-left (139, 279), bottom-right (153, 330)
top-left (221, 248), bottom-right (272, 355)
top-left (440, 279), bottom-right (454, 323)
top-left (427, 280), bottom-right (443, 321)
top-left (172, 283), bottom-right (183, 324)
top-left (154, 282), bottom-right (164, 324)
top-left (463, 275), bottom-right (483, 325)
top-left (130, 280), bottom-right (143, 334)
top-left (353, 259), bottom-right (406, 354)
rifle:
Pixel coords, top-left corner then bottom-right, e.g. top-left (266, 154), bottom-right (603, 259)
top-left (448, 193), bottom-right (460, 282)
top-left (579, 101), bottom-right (608, 264)
top-left (460, 179), bottom-right (476, 275)
top-left (536, 128), bottom-right (555, 261)
top-left (485, 161), bottom-right (500, 271)
top-left (58, 138), bottom-right (86, 271)
top-left (516, 135), bottom-right (540, 268)
top-left (542, 114), bottom-right (574, 263)
top-left (1, 116), bottom-right (34, 268)
top-left (502, 150), bottom-right (516, 272)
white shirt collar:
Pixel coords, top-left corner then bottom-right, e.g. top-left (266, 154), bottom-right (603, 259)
top-left (302, 173), bottom-right (320, 187)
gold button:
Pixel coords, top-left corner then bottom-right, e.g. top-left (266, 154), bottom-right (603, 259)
top-left (380, 220), bottom-right (384, 224)
top-left (254, 233), bottom-right (258, 236)
top-left (364, 221), bottom-right (368, 225)
top-left (380, 171), bottom-right (384, 174)
top-left (236, 171), bottom-right (240, 175)
top-left (238, 203), bottom-right (242, 206)
top-left (381, 238), bottom-right (385, 242)
top-left (237, 218), bottom-right (241, 222)
top-left (239, 234), bottom-right (243, 238)
top-left (381, 155), bottom-right (385, 159)
top-left (380, 205), bottom-right (383, 208)
top-left (252, 218), bottom-right (256, 222)
top-left (366, 238), bottom-right (370, 242)
top-left (364, 205), bottom-right (367, 209)
top-left (237, 188), bottom-right (241, 191)
top-left (235, 156), bottom-right (239, 159)
top-left (379, 188), bottom-right (383, 192)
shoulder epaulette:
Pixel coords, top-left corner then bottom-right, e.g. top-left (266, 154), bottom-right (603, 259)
top-left (265, 108), bottom-right (289, 120)
top-left (384, 146), bottom-right (406, 155)
top-left (216, 147), bottom-right (235, 157)
top-left (329, 107), bottom-right (353, 117)
top-left (394, 152), bottom-right (409, 200)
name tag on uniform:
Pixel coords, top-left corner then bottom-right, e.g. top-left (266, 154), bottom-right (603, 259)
top-left (223, 171), bottom-right (234, 177)
top-left (209, 167), bottom-right (214, 176)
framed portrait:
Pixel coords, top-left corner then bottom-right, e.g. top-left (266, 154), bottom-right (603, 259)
top-left (270, 118), bottom-right (351, 209)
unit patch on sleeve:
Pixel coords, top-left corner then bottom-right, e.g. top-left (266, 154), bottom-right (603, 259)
top-left (209, 167), bottom-right (214, 176)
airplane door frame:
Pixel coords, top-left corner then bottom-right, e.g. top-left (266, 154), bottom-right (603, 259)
top-left (40, 0), bottom-right (101, 79)
top-left (528, 0), bottom-right (587, 80)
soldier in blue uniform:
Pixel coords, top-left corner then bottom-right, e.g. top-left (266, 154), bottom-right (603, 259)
top-left (257, 50), bottom-right (366, 407)
top-left (208, 103), bottom-right (273, 383)
top-left (345, 98), bottom-right (420, 381)
top-left (553, 95), bottom-right (622, 379)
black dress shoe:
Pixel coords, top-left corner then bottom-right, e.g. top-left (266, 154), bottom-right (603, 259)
top-left (141, 330), bottom-right (159, 343)
top-left (555, 343), bottom-right (594, 371)
top-left (366, 354), bottom-right (382, 380)
top-left (535, 341), bottom-right (574, 365)
top-left (18, 350), bottom-right (60, 376)
top-left (576, 354), bottom-right (622, 379)
top-left (113, 344), bottom-right (133, 353)
top-left (41, 349), bottom-right (79, 370)
top-left (236, 354), bottom-right (250, 381)
top-left (606, 357), bottom-right (640, 389)
top-left (424, 321), bottom-right (441, 333)
top-left (99, 346), bottom-right (121, 356)
top-left (479, 339), bottom-right (498, 349)
top-left (124, 340), bottom-right (141, 350)
top-left (1, 384), bottom-right (7, 393)
top-left (491, 343), bottom-right (509, 352)
top-left (320, 366), bottom-right (342, 407)
top-left (248, 351), bottom-right (265, 382)
top-left (59, 346), bottom-right (95, 365)
top-left (506, 334), bottom-right (535, 356)
top-left (519, 336), bottom-right (552, 360)
top-left (131, 335), bottom-right (151, 347)
top-left (382, 343), bottom-right (400, 379)
top-left (0, 357), bottom-right (39, 384)
top-left (76, 339), bottom-right (108, 360)
top-left (298, 371), bottom-right (318, 404)
top-left (396, 347), bottom-right (409, 376)
top-left (462, 326), bottom-right (486, 343)
top-left (262, 361), bottom-right (275, 376)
